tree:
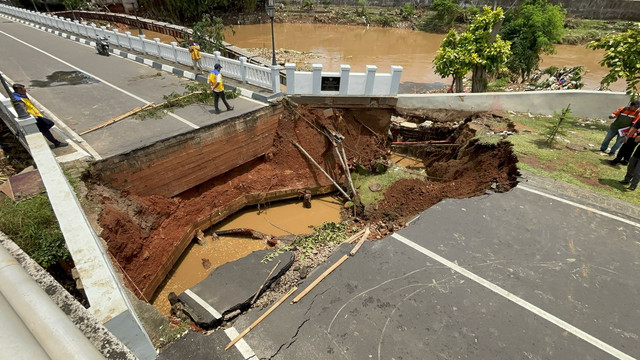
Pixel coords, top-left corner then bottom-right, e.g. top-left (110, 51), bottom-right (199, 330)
top-left (587, 25), bottom-right (640, 96)
top-left (433, 6), bottom-right (511, 93)
top-left (190, 14), bottom-right (231, 54)
top-left (61, 0), bottom-right (87, 20)
top-left (501, 0), bottom-right (566, 82)
top-left (138, 0), bottom-right (256, 25)
top-left (433, 30), bottom-right (470, 92)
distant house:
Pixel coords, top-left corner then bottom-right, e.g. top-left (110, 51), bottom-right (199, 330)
top-left (86, 0), bottom-right (139, 13)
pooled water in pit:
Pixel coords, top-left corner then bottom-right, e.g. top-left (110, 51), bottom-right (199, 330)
top-left (151, 195), bottom-right (342, 315)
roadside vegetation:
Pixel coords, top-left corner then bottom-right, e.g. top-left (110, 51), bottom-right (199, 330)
top-left (506, 112), bottom-right (640, 206)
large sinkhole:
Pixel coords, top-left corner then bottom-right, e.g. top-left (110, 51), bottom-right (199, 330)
top-left (84, 100), bottom-right (519, 316)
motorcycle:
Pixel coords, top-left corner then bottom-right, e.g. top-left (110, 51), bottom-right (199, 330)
top-left (96, 36), bottom-right (110, 56)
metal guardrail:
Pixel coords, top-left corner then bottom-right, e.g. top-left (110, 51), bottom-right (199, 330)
top-left (0, 4), bottom-right (281, 93)
top-left (0, 90), bottom-right (157, 360)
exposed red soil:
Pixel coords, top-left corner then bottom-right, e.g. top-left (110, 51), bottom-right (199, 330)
top-left (89, 104), bottom-right (390, 298)
top-left (88, 105), bottom-right (519, 300)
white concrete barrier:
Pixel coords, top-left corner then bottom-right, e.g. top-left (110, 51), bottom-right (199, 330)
top-left (397, 90), bottom-right (631, 119)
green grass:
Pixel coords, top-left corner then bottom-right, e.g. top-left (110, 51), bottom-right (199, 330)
top-left (561, 19), bottom-right (636, 45)
top-left (0, 194), bottom-right (69, 268)
top-left (506, 113), bottom-right (640, 206)
top-left (353, 165), bottom-right (422, 206)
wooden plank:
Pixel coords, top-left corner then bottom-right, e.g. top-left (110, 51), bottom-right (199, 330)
top-left (225, 286), bottom-right (297, 351)
top-left (291, 254), bottom-right (349, 304)
top-left (349, 227), bottom-right (370, 256)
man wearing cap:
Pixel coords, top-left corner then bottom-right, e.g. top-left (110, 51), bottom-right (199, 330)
top-left (11, 83), bottom-right (68, 148)
top-left (208, 63), bottom-right (233, 115)
top-left (600, 100), bottom-right (640, 156)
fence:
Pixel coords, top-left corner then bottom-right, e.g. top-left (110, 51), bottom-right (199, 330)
top-left (0, 4), bottom-right (280, 93)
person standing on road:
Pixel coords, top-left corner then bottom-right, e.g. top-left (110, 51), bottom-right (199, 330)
top-left (209, 63), bottom-right (233, 115)
top-left (617, 118), bottom-right (640, 191)
top-left (11, 84), bottom-right (67, 148)
top-left (188, 41), bottom-right (203, 73)
top-left (600, 100), bottom-right (640, 156)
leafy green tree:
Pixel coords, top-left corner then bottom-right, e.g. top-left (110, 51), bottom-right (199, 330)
top-left (62, 0), bottom-right (87, 20)
top-left (138, 0), bottom-right (256, 25)
top-left (191, 14), bottom-right (231, 53)
top-left (501, 0), bottom-right (566, 81)
top-left (433, 6), bottom-right (511, 93)
top-left (587, 25), bottom-right (640, 96)
top-left (433, 29), bottom-right (470, 92)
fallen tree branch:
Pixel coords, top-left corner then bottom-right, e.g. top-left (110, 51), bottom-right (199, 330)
top-left (79, 102), bottom-right (154, 135)
top-left (251, 260), bottom-right (281, 305)
top-left (214, 228), bottom-right (268, 240)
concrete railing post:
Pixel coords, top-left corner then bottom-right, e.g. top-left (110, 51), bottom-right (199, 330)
top-left (312, 64), bottom-right (322, 95)
top-left (90, 23), bottom-right (97, 38)
top-left (339, 64), bottom-right (351, 95)
top-left (125, 31), bottom-right (133, 50)
top-left (239, 57), bottom-right (248, 83)
top-left (364, 65), bottom-right (377, 96)
top-left (270, 65), bottom-right (281, 94)
top-left (285, 63), bottom-right (296, 94)
top-left (170, 41), bottom-right (179, 63)
top-left (213, 50), bottom-right (221, 65)
top-left (81, 21), bottom-right (88, 37)
top-left (73, 20), bottom-right (80, 34)
top-left (154, 38), bottom-right (161, 57)
top-left (390, 65), bottom-right (403, 96)
top-left (100, 25), bottom-right (108, 39)
top-left (112, 29), bottom-right (121, 46)
top-left (139, 34), bottom-right (147, 54)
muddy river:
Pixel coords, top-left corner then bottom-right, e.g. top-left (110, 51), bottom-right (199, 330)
top-left (152, 195), bottom-right (342, 315)
top-left (224, 23), bottom-right (623, 91)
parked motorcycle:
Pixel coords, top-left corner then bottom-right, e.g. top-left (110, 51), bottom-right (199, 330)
top-left (96, 36), bottom-right (110, 56)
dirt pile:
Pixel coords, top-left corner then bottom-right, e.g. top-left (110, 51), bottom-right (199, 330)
top-left (88, 103), bottom-right (390, 299)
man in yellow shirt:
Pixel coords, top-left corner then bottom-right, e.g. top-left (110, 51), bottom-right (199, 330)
top-left (11, 84), bottom-right (67, 147)
top-left (188, 42), bottom-right (203, 73)
top-left (208, 63), bottom-right (233, 114)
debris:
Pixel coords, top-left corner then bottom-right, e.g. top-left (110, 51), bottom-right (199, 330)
top-left (291, 254), bottom-right (349, 304)
top-left (0, 168), bottom-right (44, 200)
top-left (225, 286), bottom-right (297, 351)
top-left (214, 228), bottom-right (269, 240)
top-left (251, 260), bottom-right (281, 305)
top-left (345, 228), bottom-right (367, 244)
top-left (368, 182), bottom-right (382, 192)
top-left (79, 102), bottom-right (154, 135)
top-left (201, 258), bottom-right (212, 270)
top-left (195, 230), bottom-right (206, 245)
top-left (349, 227), bottom-right (370, 256)
top-left (302, 191), bottom-right (312, 208)
top-left (292, 141), bottom-right (351, 200)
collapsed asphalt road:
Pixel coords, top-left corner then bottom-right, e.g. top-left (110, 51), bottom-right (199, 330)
top-left (225, 186), bottom-right (639, 360)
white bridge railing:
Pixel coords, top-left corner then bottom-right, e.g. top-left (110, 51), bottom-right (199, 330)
top-left (0, 4), bottom-right (280, 93)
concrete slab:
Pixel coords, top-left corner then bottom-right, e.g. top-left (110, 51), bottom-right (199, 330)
top-left (0, 168), bottom-right (43, 200)
top-left (177, 250), bottom-right (294, 328)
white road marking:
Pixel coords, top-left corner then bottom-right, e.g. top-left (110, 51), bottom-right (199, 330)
top-left (390, 233), bottom-right (636, 360)
top-left (0, 29), bottom-right (200, 130)
top-left (224, 327), bottom-right (257, 359)
top-left (518, 185), bottom-right (640, 229)
top-left (183, 289), bottom-right (222, 319)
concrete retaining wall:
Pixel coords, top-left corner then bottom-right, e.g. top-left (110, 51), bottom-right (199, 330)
top-left (397, 90), bottom-right (631, 119)
top-left (91, 105), bottom-right (281, 198)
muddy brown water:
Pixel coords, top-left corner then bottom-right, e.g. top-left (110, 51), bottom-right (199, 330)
top-left (151, 195), bottom-right (342, 315)
top-left (224, 23), bottom-right (623, 91)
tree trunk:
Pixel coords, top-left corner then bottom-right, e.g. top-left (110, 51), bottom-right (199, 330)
top-left (472, 65), bottom-right (487, 93)
top-left (454, 76), bottom-right (463, 93)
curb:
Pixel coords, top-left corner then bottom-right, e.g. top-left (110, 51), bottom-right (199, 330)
top-left (0, 13), bottom-right (280, 104)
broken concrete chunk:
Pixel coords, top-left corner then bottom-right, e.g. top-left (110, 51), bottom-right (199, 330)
top-left (176, 250), bottom-right (294, 329)
top-left (390, 115), bottom-right (406, 123)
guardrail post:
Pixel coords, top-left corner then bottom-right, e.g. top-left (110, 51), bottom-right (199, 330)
top-left (270, 65), bottom-right (281, 94)
top-left (364, 65), bottom-right (377, 96)
top-left (154, 38), bottom-right (161, 57)
top-left (312, 64), bottom-right (322, 95)
top-left (73, 20), bottom-right (80, 34)
top-left (139, 34), bottom-right (147, 54)
top-left (340, 64), bottom-right (351, 95)
top-left (112, 29), bottom-right (121, 46)
top-left (125, 31), bottom-right (133, 50)
top-left (213, 50), bottom-right (221, 65)
top-left (170, 42), bottom-right (179, 63)
top-left (285, 63), bottom-right (296, 94)
top-left (100, 25), bottom-right (107, 39)
top-left (90, 23), bottom-right (97, 38)
top-left (390, 65), bottom-right (403, 96)
top-left (239, 57), bottom-right (248, 84)
top-left (81, 21), bottom-right (88, 37)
